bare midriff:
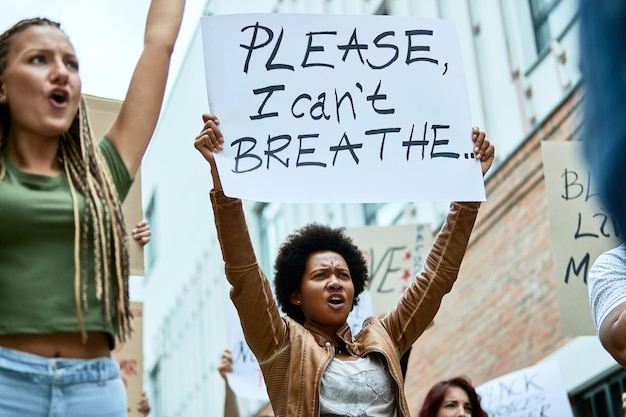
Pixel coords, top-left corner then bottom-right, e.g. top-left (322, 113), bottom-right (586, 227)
top-left (0, 332), bottom-right (111, 358)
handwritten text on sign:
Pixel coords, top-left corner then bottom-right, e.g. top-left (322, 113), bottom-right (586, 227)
top-left (227, 302), bottom-right (269, 401)
top-left (476, 361), bottom-right (574, 417)
top-left (200, 14), bottom-right (484, 203)
top-left (542, 141), bottom-right (621, 336)
top-left (346, 223), bottom-right (431, 315)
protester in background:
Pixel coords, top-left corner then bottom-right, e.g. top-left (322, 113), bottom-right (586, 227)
top-left (194, 113), bottom-right (494, 417)
top-left (417, 376), bottom-right (489, 417)
top-left (579, 0), bottom-right (626, 240)
top-left (588, 243), bottom-right (626, 367)
top-left (218, 348), bottom-right (241, 417)
top-left (0, 0), bottom-right (186, 414)
top-left (217, 348), bottom-right (274, 417)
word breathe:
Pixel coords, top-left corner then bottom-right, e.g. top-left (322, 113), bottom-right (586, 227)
top-left (229, 122), bottom-right (465, 173)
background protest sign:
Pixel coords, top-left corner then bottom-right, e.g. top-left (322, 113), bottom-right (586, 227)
top-left (112, 302), bottom-right (144, 417)
top-left (227, 302), bottom-right (269, 401)
top-left (200, 14), bottom-right (484, 203)
top-left (346, 223), bottom-right (431, 315)
top-left (542, 141), bottom-right (621, 336)
top-left (476, 361), bottom-right (574, 417)
top-left (84, 94), bottom-right (145, 276)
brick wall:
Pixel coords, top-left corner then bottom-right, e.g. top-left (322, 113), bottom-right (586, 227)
top-left (404, 86), bottom-right (585, 413)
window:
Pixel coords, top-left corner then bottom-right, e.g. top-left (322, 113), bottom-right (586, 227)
top-left (144, 193), bottom-right (157, 273)
top-left (528, 0), bottom-right (578, 53)
top-left (375, 2), bottom-right (390, 15)
top-left (254, 202), bottom-right (283, 276)
top-left (149, 363), bottom-right (161, 417)
top-left (572, 368), bottom-right (626, 417)
top-left (363, 203), bottom-right (383, 225)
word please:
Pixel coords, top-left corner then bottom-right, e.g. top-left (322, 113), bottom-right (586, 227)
top-left (240, 22), bottom-right (440, 73)
top-left (229, 122), bottom-right (462, 173)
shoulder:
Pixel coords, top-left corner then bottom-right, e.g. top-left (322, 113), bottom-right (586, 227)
top-left (590, 244), bottom-right (626, 280)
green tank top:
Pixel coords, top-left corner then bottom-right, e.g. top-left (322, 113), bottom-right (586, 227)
top-left (0, 137), bottom-right (132, 343)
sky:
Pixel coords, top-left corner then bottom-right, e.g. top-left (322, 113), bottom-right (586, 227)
top-left (0, 0), bottom-right (209, 101)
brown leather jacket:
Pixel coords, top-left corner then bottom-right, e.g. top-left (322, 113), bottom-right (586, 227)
top-left (211, 190), bottom-right (480, 417)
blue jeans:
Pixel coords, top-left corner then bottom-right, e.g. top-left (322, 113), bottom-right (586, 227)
top-left (0, 346), bottom-right (127, 417)
top-left (579, 0), bottom-right (626, 239)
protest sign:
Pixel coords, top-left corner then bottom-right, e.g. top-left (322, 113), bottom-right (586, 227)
top-left (227, 302), bottom-right (269, 401)
top-left (84, 94), bottom-right (145, 276)
top-left (346, 223), bottom-right (431, 314)
top-left (200, 14), bottom-right (484, 203)
top-left (112, 302), bottom-right (144, 417)
top-left (476, 361), bottom-right (574, 417)
top-left (542, 141), bottom-right (621, 336)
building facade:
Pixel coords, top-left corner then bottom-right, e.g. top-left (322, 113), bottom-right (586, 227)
top-left (140, 0), bottom-right (623, 416)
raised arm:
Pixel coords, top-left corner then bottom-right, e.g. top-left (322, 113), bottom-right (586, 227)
top-left (218, 349), bottom-right (241, 417)
top-left (383, 128), bottom-right (494, 352)
top-left (106, 0), bottom-right (186, 177)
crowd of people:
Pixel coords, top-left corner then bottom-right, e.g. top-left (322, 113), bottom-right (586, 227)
top-left (1, 0), bottom-right (625, 415)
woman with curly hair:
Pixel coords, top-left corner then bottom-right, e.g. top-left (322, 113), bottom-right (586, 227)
top-left (195, 114), bottom-right (495, 417)
top-left (417, 376), bottom-right (489, 417)
top-left (0, 1), bottom-right (185, 415)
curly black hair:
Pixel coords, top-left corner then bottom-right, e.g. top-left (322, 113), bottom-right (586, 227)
top-left (273, 223), bottom-right (369, 324)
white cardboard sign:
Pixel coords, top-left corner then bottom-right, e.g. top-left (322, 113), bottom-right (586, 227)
top-left (201, 14), bottom-right (484, 203)
top-left (476, 361), bottom-right (574, 417)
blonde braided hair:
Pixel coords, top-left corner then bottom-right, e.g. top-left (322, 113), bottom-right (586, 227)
top-left (0, 18), bottom-right (131, 343)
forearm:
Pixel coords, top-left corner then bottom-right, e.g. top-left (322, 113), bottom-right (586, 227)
top-left (105, 0), bottom-right (185, 176)
top-left (600, 303), bottom-right (626, 367)
top-left (224, 384), bottom-right (240, 417)
top-left (210, 190), bottom-right (256, 267)
top-left (144, 0), bottom-right (185, 53)
top-left (385, 201), bottom-right (480, 351)
top-left (210, 190), bottom-right (286, 361)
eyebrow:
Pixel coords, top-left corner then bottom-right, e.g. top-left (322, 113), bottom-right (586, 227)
top-left (23, 47), bottom-right (77, 57)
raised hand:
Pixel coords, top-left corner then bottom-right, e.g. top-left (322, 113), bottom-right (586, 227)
top-left (471, 127), bottom-right (495, 176)
top-left (194, 113), bottom-right (224, 191)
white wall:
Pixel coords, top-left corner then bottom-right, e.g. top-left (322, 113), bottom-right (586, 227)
top-left (141, 15), bottom-right (232, 416)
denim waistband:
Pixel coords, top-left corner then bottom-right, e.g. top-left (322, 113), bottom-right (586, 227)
top-left (0, 345), bottom-right (119, 386)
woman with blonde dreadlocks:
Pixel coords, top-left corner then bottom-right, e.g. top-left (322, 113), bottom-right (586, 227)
top-left (0, 1), bottom-right (185, 415)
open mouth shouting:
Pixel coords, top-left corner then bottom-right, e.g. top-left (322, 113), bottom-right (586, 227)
top-left (327, 294), bottom-right (347, 309)
top-left (49, 89), bottom-right (69, 106)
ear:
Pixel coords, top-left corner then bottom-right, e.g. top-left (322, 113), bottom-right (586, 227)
top-left (290, 292), bottom-right (301, 306)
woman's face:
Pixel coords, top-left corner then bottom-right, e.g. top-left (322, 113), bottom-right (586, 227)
top-left (291, 250), bottom-right (355, 335)
top-left (436, 386), bottom-right (472, 417)
top-left (0, 24), bottom-right (81, 140)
